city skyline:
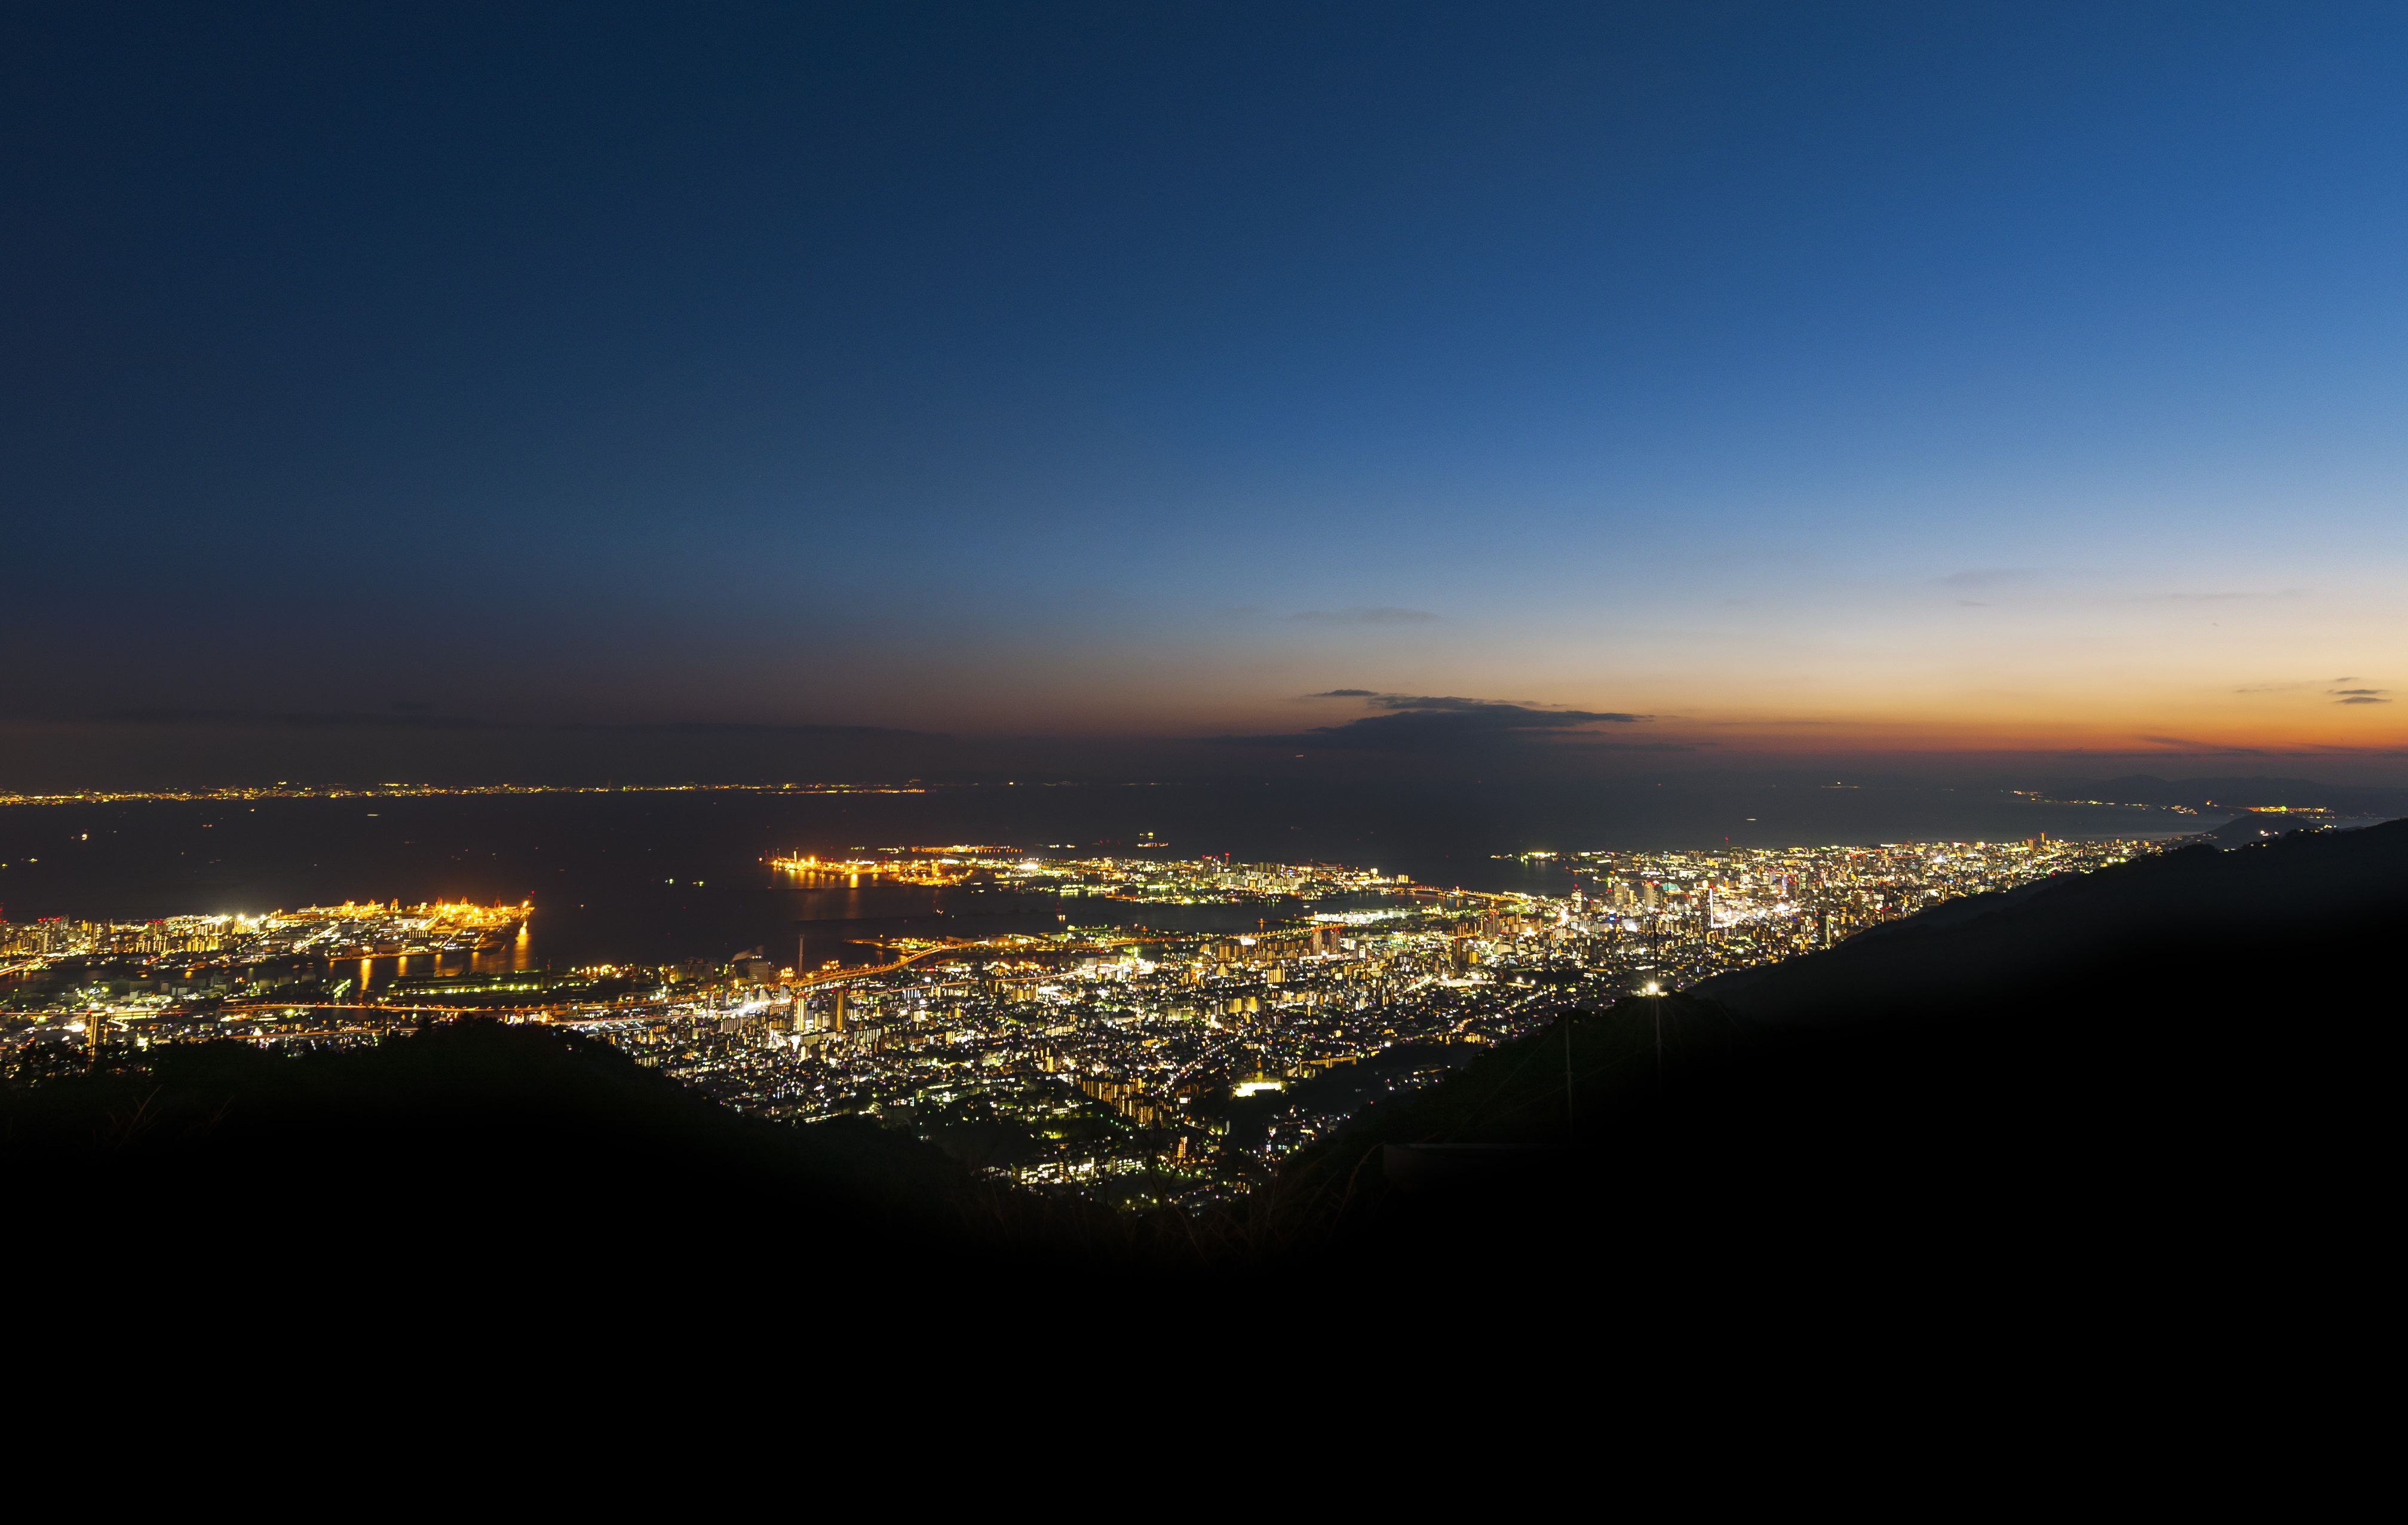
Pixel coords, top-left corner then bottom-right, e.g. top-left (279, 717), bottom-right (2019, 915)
top-left (7, 833), bottom-right (2159, 1203)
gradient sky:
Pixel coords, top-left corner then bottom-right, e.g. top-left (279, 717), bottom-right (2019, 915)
top-left (7, 2), bottom-right (2406, 776)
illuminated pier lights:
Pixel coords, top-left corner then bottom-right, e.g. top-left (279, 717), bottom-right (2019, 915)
top-left (769, 852), bottom-right (973, 887)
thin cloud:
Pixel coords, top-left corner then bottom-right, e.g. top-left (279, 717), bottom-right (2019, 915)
top-left (2139, 735), bottom-right (2269, 754)
top-left (2235, 677), bottom-right (2384, 696)
top-left (1213, 694), bottom-right (1653, 752)
top-left (93, 707), bottom-right (934, 738)
top-left (1342, 693), bottom-right (1646, 716)
top-left (560, 720), bottom-right (940, 738)
top-left (1306, 689), bottom-right (1379, 698)
top-left (1292, 606), bottom-right (1438, 625)
top-left (102, 707), bottom-right (487, 731)
top-left (2133, 588), bottom-right (2308, 605)
top-left (1939, 567), bottom-right (2038, 590)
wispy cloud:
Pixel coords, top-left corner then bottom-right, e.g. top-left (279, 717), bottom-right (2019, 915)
top-left (102, 707), bottom-right (487, 731)
top-left (2332, 688), bottom-right (2390, 704)
top-left (2139, 734), bottom-right (2269, 754)
top-left (93, 707), bottom-right (935, 738)
top-left (1292, 606), bottom-right (1438, 625)
top-left (2131, 588), bottom-right (2308, 605)
top-left (1214, 694), bottom-right (1657, 752)
top-left (1939, 567), bottom-right (2038, 590)
top-left (2234, 677), bottom-right (2384, 696)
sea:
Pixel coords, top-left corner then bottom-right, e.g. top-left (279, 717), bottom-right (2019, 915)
top-left (0, 777), bottom-right (2223, 977)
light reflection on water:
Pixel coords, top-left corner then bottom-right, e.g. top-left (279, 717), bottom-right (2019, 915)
top-left (1, 779), bottom-right (2223, 971)
top-left (333, 928), bottom-right (536, 990)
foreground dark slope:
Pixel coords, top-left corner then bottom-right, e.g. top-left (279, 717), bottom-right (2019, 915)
top-left (1289, 822), bottom-right (2403, 1281)
top-left (1697, 821), bottom-right (2407, 1026)
top-left (7, 1022), bottom-right (990, 1271)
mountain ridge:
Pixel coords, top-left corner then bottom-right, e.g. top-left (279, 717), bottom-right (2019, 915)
top-left (2079, 773), bottom-right (2408, 814)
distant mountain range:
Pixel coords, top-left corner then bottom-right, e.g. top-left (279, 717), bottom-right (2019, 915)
top-left (2073, 773), bottom-right (2408, 815)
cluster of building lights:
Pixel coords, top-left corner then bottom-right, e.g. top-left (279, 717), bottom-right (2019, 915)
top-left (771, 845), bottom-right (1412, 904)
top-left (3, 836), bottom-right (2165, 1208)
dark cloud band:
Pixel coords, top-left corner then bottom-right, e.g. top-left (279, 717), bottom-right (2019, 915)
top-left (1218, 694), bottom-right (1654, 751)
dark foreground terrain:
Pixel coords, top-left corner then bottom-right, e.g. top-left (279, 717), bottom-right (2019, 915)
top-left (12, 823), bottom-right (2396, 1301)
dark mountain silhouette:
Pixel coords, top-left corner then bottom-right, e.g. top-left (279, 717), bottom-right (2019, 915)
top-left (7, 1021), bottom-right (996, 1275)
top-left (1692, 821), bottom-right (2402, 1025)
top-left (1274, 821), bottom-right (2401, 1292)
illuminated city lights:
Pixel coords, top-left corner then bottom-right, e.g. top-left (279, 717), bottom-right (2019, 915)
top-left (2, 833), bottom-right (2167, 1207)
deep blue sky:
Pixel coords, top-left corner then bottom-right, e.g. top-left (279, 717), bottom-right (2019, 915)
top-left (6, 3), bottom-right (2406, 780)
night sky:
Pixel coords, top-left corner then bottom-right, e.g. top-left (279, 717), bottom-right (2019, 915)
top-left (7, 4), bottom-right (2406, 785)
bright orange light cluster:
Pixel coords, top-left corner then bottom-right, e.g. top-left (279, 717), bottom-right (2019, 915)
top-left (769, 853), bottom-right (973, 886)
top-left (283, 900), bottom-right (528, 928)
